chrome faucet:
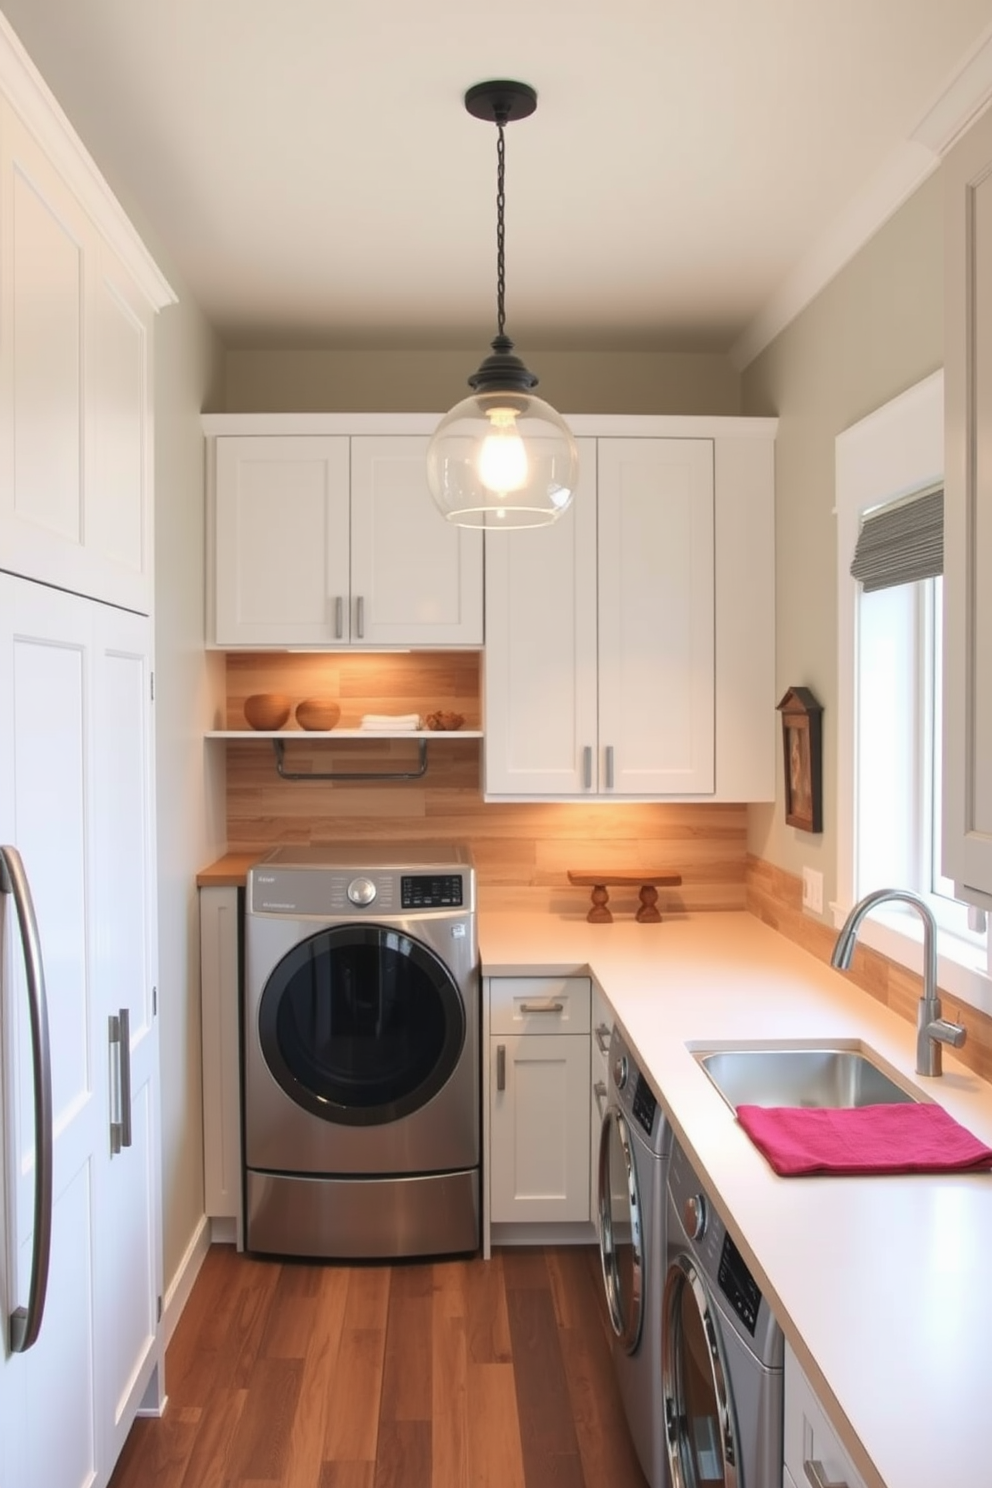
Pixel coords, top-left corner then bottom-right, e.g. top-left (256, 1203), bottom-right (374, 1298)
top-left (830, 887), bottom-right (967, 1077)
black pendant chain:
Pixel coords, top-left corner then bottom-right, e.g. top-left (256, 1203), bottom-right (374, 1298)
top-left (495, 119), bottom-right (507, 339)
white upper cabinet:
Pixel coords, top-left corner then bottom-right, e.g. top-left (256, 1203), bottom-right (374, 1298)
top-left (943, 106), bottom-right (992, 909)
top-left (0, 100), bottom-right (163, 615)
top-left (484, 420), bottom-right (776, 801)
top-left (208, 425), bottom-right (484, 648)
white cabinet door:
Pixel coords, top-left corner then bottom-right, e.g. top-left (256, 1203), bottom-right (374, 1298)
top-left (489, 1033), bottom-right (591, 1224)
top-left (0, 576), bottom-right (102, 1488)
top-left (212, 432), bottom-right (484, 648)
top-left (199, 886), bottom-right (242, 1224)
top-left (484, 436), bottom-right (715, 797)
top-left (598, 438), bottom-right (714, 795)
top-left (943, 106), bottom-right (992, 908)
top-left (0, 576), bottom-right (161, 1488)
top-left (783, 1344), bottom-right (867, 1488)
top-left (350, 437), bottom-right (483, 646)
top-left (0, 106), bottom-right (154, 615)
top-left (91, 605), bottom-right (161, 1466)
top-left (483, 437), bottom-right (599, 794)
top-left (214, 435), bottom-right (351, 646)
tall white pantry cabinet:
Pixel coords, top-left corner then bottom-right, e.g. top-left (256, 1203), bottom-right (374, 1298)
top-left (0, 17), bottom-right (174, 1488)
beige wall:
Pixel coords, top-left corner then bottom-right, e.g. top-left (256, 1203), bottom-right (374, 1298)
top-left (224, 346), bottom-right (741, 415)
top-left (741, 171), bottom-right (944, 914)
top-left (153, 283), bottom-right (227, 1297)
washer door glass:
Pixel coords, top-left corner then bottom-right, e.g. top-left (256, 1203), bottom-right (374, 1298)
top-left (257, 924), bottom-right (466, 1126)
top-left (597, 1107), bottom-right (644, 1353)
top-left (662, 1253), bottom-right (740, 1488)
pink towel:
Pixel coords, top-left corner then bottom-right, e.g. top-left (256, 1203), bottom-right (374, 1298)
top-left (736, 1102), bottom-right (992, 1177)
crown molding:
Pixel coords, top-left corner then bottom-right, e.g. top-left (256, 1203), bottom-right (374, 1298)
top-left (0, 11), bottom-right (176, 310)
top-left (731, 27), bottom-right (992, 371)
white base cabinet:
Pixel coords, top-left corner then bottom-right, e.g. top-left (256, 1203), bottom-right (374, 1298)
top-left (487, 977), bottom-right (592, 1231)
top-left (783, 1343), bottom-right (867, 1488)
top-left (484, 418), bottom-right (776, 801)
top-left (207, 424), bottom-right (484, 649)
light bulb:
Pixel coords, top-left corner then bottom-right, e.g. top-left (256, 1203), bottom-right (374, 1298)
top-left (478, 407), bottom-right (528, 494)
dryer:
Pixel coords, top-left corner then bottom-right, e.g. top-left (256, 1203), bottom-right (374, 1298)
top-left (598, 1025), bottom-right (672, 1488)
top-left (662, 1137), bottom-right (783, 1488)
top-left (243, 843), bottom-right (479, 1260)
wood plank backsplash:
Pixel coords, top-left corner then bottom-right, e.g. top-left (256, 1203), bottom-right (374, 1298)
top-left (222, 652), bottom-right (748, 913)
top-left (746, 854), bottom-right (992, 1085)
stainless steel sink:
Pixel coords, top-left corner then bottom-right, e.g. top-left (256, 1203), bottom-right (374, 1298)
top-left (693, 1045), bottom-right (922, 1110)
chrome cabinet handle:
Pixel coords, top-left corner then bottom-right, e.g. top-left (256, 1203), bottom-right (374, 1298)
top-left (356, 595), bottom-right (365, 639)
top-left (109, 1008), bottom-right (132, 1153)
top-left (594, 1022), bottom-right (612, 1055)
top-left (583, 745), bottom-right (592, 790)
top-left (496, 1044), bottom-right (506, 1092)
top-left (334, 596), bottom-right (344, 639)
top-left (804, 1461), bottom-right (848, 1488)
top-left (519, 1001), bottom-right (565, 1014)
top-left (1, 846), bottom-right (53, 1355)
top-left (594, 1079), bottom-right (608, 1115)
top-left (605, 744), bottom-right (615, 790)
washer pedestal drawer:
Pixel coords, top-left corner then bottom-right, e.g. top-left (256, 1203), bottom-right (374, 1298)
top-left (245, 1167), bottom-right (480, 1259)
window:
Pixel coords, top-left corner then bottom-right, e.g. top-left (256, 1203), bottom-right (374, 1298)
top-left (835, 371), bottom-right (990, 1015)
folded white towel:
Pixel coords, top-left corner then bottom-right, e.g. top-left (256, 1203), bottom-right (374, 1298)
top-left (359, 713), bottom-right (423, 731)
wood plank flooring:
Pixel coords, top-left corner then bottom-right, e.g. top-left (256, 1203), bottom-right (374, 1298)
top-left (108, 1244), bottom-right (649, 1488)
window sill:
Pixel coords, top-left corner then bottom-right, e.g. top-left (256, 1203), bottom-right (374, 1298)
top-left (830, 901), bottom-right (992, 1019)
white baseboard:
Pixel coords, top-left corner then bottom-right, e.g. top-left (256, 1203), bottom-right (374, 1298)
top-left (162, 1213), bottom-right (212, 1348)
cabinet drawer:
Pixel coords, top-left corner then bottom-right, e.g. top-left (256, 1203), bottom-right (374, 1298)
top-left (489, 976), bottom-right (591, 1035)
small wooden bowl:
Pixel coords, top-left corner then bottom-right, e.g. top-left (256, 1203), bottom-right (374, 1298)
top-left (295, 698), bottom-right (341, 732)
top-left (244, 693), bottom-right (292, 730)
top-left (425, 710), bottom-right (465, 732)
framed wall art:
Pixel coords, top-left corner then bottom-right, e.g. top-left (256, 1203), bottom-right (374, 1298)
top-left (776, 686), bottom-right (823, 833)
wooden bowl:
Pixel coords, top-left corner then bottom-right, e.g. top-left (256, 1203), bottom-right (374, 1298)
top-left (425, 710), bottom-right (465, 732)
top-left (295, 698), bottom-right (341, 732)
top-left (243, 693), bottom-right (292, 730)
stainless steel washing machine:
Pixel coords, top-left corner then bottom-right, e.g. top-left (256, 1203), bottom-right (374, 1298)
top-left (662, 1138), bottom-right (783, 1488)
top-left (599, 1025), bottom-right (672, 1488)
top-left (243, 843), bottom-right (479, 1260)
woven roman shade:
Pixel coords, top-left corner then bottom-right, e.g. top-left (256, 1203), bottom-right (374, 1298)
top-left (850, 486), bottom-right (943, 592)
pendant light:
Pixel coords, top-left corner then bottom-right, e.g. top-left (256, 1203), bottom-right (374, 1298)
top-left (426, 81), bottom-right (579, 530)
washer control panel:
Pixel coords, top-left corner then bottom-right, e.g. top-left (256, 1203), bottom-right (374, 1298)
top-left (718, 1232), bottom-right (761, 1337)
top-left (400, 873), bottom-right (464, 909)
top-left (607, 1026), bottom-right (670, 1156)
top-left (347, 876), bottom-right (377, 906)
top-left (632, 1075), bottom-right (657, 1138)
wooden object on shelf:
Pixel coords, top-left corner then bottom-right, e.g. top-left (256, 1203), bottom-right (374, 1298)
top-left (567, 870), bottom-right (683, 924)
top-left (244, 692), bottom-right (291, 730)
top-left (295, 697), bottom-right (341, 731)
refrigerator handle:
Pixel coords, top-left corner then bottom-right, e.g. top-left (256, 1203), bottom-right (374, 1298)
top-left (0, 846), bottom-right (53, 1354)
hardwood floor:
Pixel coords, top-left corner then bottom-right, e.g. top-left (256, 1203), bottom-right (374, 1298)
top-left (109, 1244), bottom-right (650, 1488)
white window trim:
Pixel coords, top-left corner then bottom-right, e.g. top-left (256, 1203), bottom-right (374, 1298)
top-left (834, 368), bottom-right (992, 1018)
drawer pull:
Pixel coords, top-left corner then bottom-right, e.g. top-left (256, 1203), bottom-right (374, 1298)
top-left (594, 1079), bottom-right (608, 1115)
top-left (594, 1022), bottom-right (612, 1054)
top-left (804, 1460), bottom-right (848, 1488)
top-left (496, 1044), bottom-right (506, 1092)
top-left (520, 1001), bottom-right (565, 1014)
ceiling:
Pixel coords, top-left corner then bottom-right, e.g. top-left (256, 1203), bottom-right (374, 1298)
top-left (3, 1), bottom-right (992, 363)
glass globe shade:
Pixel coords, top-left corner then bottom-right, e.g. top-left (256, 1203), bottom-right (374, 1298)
top-left (427, 389), bottom-right (579, 529)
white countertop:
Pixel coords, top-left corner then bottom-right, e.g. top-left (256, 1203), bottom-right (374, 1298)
top-left (479, 903), bottom-right (992, 1488)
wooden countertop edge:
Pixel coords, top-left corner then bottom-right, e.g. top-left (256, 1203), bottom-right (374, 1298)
top-left (196, 853), bottom-right (260, 887)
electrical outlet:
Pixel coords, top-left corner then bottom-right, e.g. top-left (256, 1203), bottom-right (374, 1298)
top-left (802, 867), bottom-right (823, 914)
